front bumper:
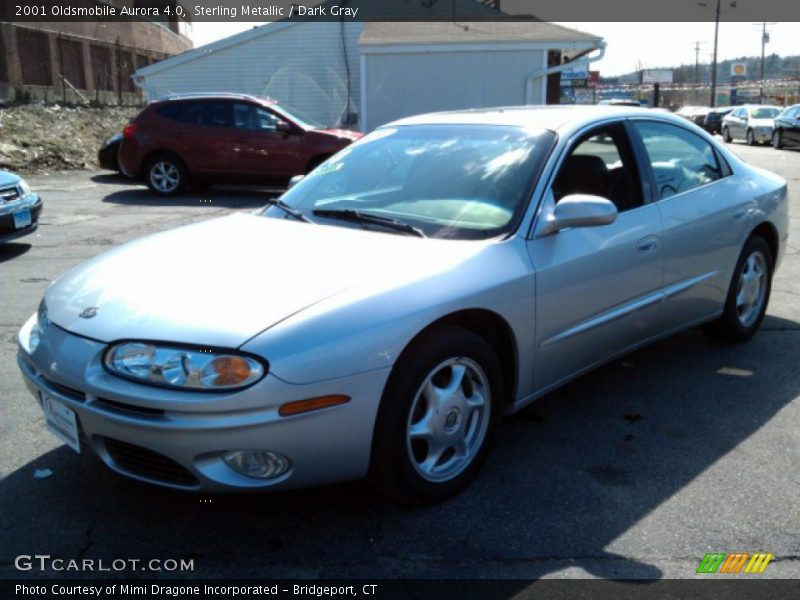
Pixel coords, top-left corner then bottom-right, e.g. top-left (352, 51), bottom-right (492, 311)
top-left (0, 194), bottom-right (42, 243)
top-left (752, 128), bottom-right (773, 143)
top-left (17, 320), bottom-right (390, 492)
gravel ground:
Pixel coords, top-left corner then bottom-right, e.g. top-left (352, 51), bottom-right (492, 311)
top-left (0, 104), bottom-right (138, 173)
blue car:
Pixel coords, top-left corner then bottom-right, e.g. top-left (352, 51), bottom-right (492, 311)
top-left (0, 170), bottom-right (42, 243)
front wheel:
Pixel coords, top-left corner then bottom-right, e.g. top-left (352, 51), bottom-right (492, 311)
top-left (705, 236), bottom-right (773, 343)
top-left (773, 130), bottom-right (784, 149)
top-left (746, 129), bottom-right (755, 146)
top-left (369, 326), bottom-right (502, 504)
top-left (722, 127), bottom-right (732, 143)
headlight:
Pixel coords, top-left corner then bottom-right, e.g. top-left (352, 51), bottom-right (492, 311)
top-left (17, 178), bottom-right (32, 198)
top-left (103, 342), bottom-right (266, 390)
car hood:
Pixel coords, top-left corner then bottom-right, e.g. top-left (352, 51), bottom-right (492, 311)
top-left (45, 212), bottom-right (473, 348)
top-left (750, 119), bottom-right (775, 128)
top-left (312, 128), bottom-right (363, 141)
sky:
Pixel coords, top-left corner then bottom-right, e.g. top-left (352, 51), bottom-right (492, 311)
top-left (189, 21), bottom-right (799, 77)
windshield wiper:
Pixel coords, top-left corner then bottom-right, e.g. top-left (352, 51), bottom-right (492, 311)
top-left (312, 208), bottom-right (426, 238)
top-left (263, 198), bottom-right (312, 223)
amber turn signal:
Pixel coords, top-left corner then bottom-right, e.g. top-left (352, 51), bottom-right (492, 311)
top-left (279, 395), bottom-right (351, 417)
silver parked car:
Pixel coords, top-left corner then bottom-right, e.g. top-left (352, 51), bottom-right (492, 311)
top-left (722, 105), bottom-right (781, 145)
top-left (17, 107), bottom-right (789, 503)
top-left (0, 170), bottom-right (42, 243)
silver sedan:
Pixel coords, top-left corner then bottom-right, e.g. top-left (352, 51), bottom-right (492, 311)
top-left (17, 107), bottom-right (789, 503)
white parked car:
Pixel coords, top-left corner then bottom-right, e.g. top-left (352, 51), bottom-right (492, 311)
top-left (722, 105), bottom-right (781, 145)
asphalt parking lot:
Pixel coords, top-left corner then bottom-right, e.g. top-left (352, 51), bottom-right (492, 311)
top-left (1, 143), bottom-right (799, 581)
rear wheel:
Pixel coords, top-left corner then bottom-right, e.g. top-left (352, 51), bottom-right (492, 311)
top-left (369, 326), bottom-right (502, 504)
top-left (705, 236), bottom-right (773, 343)
top-left (746, 129), bottom-right (755, 146)
top-left (722, 126), bottom-right (732, 143)
top-left (772, 130), bottom-right (784, 149)
top-left (145, 153), bottom-right (188, 196)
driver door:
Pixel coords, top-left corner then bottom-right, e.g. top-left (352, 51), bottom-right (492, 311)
top-left (527, 122), bottom-right (664, 392)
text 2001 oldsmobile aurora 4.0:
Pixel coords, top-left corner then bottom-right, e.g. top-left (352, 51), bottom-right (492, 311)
top-left (18, 107), bottom-right (788, 502)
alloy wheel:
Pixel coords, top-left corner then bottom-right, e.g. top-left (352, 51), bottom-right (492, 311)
top-left (736, 250), bottom-right (767, 327)
top-left (406, 357), bottom-right (491, 483)
top-left (150, 161), bottom-right (180, 193)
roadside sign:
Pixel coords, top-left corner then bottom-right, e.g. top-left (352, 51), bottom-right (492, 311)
top-left (642, 69), bottom-right (673, 84)
top-left (731, 62), bottom-right (747, 77)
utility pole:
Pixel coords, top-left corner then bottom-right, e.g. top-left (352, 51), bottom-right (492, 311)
top-left (699, 0), bottom-right (736, 108)
top-left (693, 41), bottom-right (705, 105)
top-left (710, 0), bottom-right (721, 107)
top-left (757, 22), bottom-right (775, 103)
top-left (694, 41), bottom-right (703, 84)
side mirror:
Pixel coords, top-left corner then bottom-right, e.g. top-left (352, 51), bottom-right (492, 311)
top-left (276, 120), bottom-right (292, 134)
top-left (539, 194), bottom-right (618, 236)
top-left (287, 174), bottom-right (304, 189)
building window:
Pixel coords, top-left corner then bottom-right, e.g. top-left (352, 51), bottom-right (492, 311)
top-left (90, 44), bottom-right (113, 91)
top-left (18, 28), bottom-right (52, 86)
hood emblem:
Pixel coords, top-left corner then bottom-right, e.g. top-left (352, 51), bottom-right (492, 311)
top-left (79, 306), bottom-right (99, 319)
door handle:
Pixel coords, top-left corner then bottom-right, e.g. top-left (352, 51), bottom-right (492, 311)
top-left (636, 236), bottom-right (660, 253)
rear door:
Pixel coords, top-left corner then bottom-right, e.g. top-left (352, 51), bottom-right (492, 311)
top-left (630, 119), bottom-right (749, 330)
top-left (527, 121), bottom-right (664, 391)
top-left (726, 108), bottom-right (744, 139)
top-left (166, 101), bottom-right (241, 175)
top-left (231, 102), bottom-right (307, 178)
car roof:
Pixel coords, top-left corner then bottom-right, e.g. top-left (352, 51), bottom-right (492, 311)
top-left (385, 105), bottom-right (692, 134)
top-left (153, 92), bottom-right (277, 104)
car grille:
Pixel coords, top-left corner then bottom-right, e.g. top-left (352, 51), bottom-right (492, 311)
top-left (41, 376), bottom-right (87, 403)
top-left (0, 184), bottom-right (21, 204)
top-left (103, 438), bottom-right (198, 487)
top-left (94, 397), bottom-right (166, 418)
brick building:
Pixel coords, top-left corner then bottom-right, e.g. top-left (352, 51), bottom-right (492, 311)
top-left (0, 1), bottom-right (192, 104)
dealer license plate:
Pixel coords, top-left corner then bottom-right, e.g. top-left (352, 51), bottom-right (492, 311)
top-left (13, 210), bottom-right (32, 229)
top-left (41, 393), bottom-right (80, 453)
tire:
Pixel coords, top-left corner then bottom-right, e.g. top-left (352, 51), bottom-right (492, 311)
top-left (746, 129), bottom-right (755, 146)
top-left (705, 236), bottom-right (773, 343)
top-left (773, 130), bottom-right (784, 149)
top-left (722, 127), bottom-right (732, 143)
top-left (144, 153), bottom-right (188, 196)
top-left (369, 326), bottom-right (503, 504)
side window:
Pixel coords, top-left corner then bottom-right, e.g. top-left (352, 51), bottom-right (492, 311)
top-left (200, 102), bottom-right (233, 128)
top-left (552, 124), bottom-right (644, 212)
top-left (233, 103), bottom-right (279, 131)
top-left (633, 121), bottom-right (724, 201)
top-left (177, 102), bottom-right (204, 125)
top-left (155, 103), bottom-right (180, 120)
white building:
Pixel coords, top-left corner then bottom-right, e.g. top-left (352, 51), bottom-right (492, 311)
top-left (132, 2), bottom-right (603, 131)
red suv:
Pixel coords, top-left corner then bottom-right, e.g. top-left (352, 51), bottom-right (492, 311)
top-left (118, 93), bottom-right (362, 196)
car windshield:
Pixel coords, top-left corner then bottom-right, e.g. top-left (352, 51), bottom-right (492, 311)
top-left (749, 107), bottom-right (780, 119)
top-left (262, 125), bottom-right (555, 240)
top-left (273, 103), bottom-right (324, 129)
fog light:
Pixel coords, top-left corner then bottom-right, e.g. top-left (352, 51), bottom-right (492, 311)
top-left (222, 450), bottom-right (291, 480)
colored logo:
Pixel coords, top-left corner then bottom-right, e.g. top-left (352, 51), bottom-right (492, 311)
top-left (697, 552), bottom-right (773, 574)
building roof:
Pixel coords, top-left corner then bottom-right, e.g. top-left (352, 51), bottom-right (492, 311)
top-left (359, 21), bottom-right (602, 46)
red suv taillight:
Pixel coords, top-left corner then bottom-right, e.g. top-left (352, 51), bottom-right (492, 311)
top-left (122, 124), bottom-right (138, 139)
